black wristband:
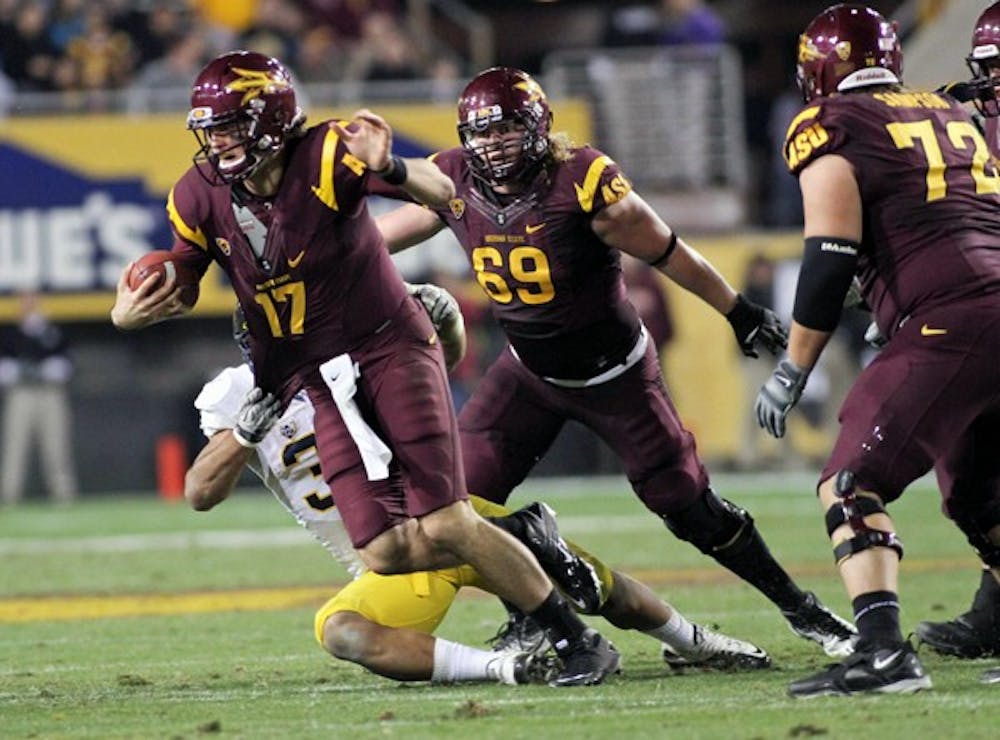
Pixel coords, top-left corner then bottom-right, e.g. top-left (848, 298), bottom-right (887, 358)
top-left (376, 154), bottom-right (408, 185)
top-left (647, 231), bottom-right (678, 269)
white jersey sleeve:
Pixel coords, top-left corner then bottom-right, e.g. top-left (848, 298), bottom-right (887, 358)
top-left (196, 365), bottom-right (366, 579)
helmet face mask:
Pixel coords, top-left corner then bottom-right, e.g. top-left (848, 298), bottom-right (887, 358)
top-left (796, 3), bottom-right (902, 104)
top-left (968, 1), bottom-right (1000, 117)
top-left (457, 67), bottom-right (551, 188)
top-left (187, 51), bottom-right (301, 185)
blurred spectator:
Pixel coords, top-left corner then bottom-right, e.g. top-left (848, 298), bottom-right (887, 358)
top-left (765, 83), bottom-right (805, 227)
top-left (237, 0), bottom-right (307, 68)
top-left (0, 2), bottom-right (60, 91)
top-left (118, 3), bottom-right (195, 69)
top-left (63, 7), bottom-right (135, 91)
top-left (296, 25), bottom-right (349, 83)
top-left (735, 254), bottom-right (791, 470)
top-left (346, 11), bottom-right (427, 83)
top-left (605, 0), bottom-right (725, 47)
top-left (302, 0), bottom-right (402, 42)
top-left (48, 0), bottom-right (87, 53)
top-left (0, 293), bottom-right (78, 504)
top-left (127, 32), bottom-right (209, 113)
top-left (659, 0), bottom-right (725, 46)
top-left (192, 0), bottom-right (258, 53)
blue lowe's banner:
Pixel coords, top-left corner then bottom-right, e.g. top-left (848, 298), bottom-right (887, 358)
top-left (0, 143), bottom-right (172, 293)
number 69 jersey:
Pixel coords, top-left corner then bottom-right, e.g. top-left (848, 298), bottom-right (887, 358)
top-left (194, 364), bottom-right (366, 579)
top-left (428, 145), bottom-right (640, 381)
top-left (783, 90), bottom-right (1000, 339)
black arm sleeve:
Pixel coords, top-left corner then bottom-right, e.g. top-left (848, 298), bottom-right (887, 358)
top-left (792, 236), bottom-right (860, 332)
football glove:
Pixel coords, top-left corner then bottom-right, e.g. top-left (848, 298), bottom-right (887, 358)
top-left (233, 387), bottom-right (282, 448)
top-left (408, 282), bottom-right (461, 330)
top-left (726, 294), bottom-right (788, 358)
top-left (754, 359), bottom-right (808, 438)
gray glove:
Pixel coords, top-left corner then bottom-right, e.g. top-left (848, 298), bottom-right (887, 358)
top-left (233, 387), bottom-right (282, 448)
top-left (408, 282), bottom-right (461, 330)
top-left (754, 359), bottom-right (808, 438)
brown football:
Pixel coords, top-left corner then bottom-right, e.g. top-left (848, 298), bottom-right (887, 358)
top-left (127, 251), bottom-right (200, 307)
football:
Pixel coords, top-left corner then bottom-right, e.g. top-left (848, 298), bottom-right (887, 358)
top-left (127, 250), bottom-right (200, 307)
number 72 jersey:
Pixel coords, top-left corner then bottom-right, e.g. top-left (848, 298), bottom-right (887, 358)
top-left (783, 90), bottom-right (1000, 335)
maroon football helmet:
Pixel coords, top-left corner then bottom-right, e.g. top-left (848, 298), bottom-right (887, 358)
top-left (968, 1), bottom-right (1000, 117)
top-left (796, 4), bottom-right (902, 104)
top-left (187, 50), bottom-right (302, 184)
top-left (457, 67), bottom-right (552, 187)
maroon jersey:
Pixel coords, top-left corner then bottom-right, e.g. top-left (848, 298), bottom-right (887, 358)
top-left (430, 146), bottom-right (641, 380)
top-left (166, 121), bottom-right (410, 404)
top-left (785, 90), bottom-right (1000, 338)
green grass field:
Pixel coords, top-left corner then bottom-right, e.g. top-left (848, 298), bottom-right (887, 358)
top-left (2, 473), bottom-right (999, 739)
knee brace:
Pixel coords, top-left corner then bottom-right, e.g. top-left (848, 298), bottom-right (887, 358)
top-left (948, 498), bottom-right (1000, 568)
top-left (825, 470), bottom-right (903, 564)
top-left (663, 488), bottom-right (755, 556)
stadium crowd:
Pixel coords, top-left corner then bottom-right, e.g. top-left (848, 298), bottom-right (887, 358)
top-left (0, 0), bottom-right (451, 101)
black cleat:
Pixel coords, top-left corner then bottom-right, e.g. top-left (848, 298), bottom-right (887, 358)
top-left (788, 641), bottom-right (931, 698)
top-left (661, 624), bottom-right (772, 671)
top-left (549, 628), bottom-right (621, 687)
top-left (782, 591), bottom-right (857, 657)
top-left (916, 615), bottom-right (1000, 658)
top-left (488, 611), bottom-right (551, 656)
top-left (505, 502), bottom-right (603, 614)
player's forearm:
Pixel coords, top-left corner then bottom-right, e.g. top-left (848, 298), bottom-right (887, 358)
top-left (659, 241), bottom-right (738, 316)
top-left (398, 157), bottom-right (455, 207)
top-left (786, 321), bottom-right (831, 372)
top-left (184, 431), bottom-right (253, 511)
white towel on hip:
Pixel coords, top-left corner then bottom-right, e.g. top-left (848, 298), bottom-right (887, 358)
top-left (319, 354), bottom-right (392, 481)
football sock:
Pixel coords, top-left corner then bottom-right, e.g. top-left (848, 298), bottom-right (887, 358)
top-left (643, 608), bottom-right (698, 653)
top-left (529, 588), bottom-right (587, 655)
top-left (968, 568), bottom-right (1000, 626)
top-left (852, 590), bottom-right (902, 650)
top-left (430, 638), bottom-right (495, 683)
top-left (709, 525), bottom-right (806, 612)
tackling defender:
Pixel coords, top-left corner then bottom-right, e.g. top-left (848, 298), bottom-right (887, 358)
top-left (376, 65), bottom-right (856, 659)
top-left (183, 295), bottom-right (772, 684)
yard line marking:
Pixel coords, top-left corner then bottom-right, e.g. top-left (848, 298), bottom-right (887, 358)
top-left (0, 556), bottom-right (978, 623)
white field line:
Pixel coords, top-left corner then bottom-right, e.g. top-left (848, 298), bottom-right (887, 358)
top-left (0, 514), bottom-right (660, 555)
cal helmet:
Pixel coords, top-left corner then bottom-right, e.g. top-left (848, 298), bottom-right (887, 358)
top-left (968, 1), bottom-right (1000, 116)
top-left (796, 4), bottom-right (902, 104)
top-left (187, 50), bottom-right (302, 184)
top-left (457, 67), bottom-right (552, 186)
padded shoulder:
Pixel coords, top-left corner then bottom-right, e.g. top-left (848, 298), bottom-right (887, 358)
top-left (194, 365), bottom-right (253, 437)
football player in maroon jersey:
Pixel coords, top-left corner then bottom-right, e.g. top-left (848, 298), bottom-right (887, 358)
top-left (109, 50), bottom-right (621, 687)
top-left (377, 66), bottom-right (857, 660)
top-left (755, 3), bottom-right (1000, 696)
top-left (913, 1), bottom-right (1000, 680)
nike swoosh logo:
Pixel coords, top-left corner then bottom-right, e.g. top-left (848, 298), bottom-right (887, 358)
top-left (872, 649), bottom-right (902, 671)
top-left (920, 324), bottom-right (947, 336)
top-left (525, 222), bottom-right (546, 234)
top-left (288, 250), bottom-right (305, 268)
